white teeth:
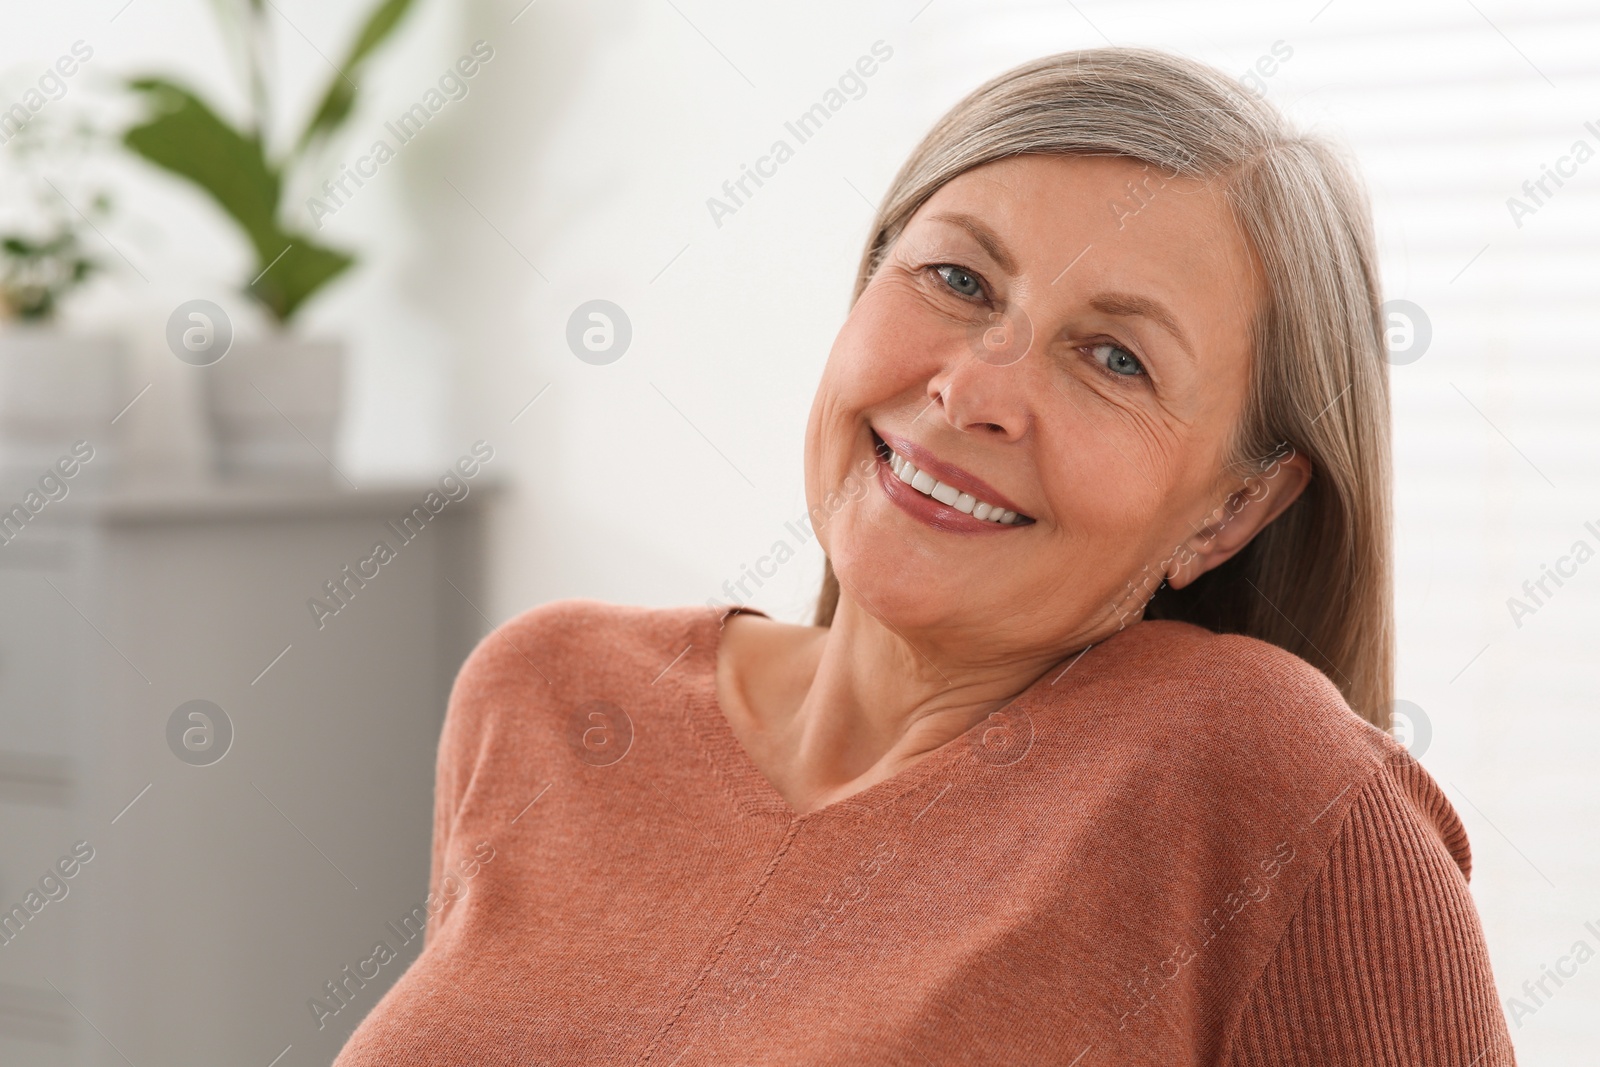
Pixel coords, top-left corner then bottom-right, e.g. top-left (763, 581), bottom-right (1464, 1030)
top-left (880, 441), bottom-right (1022, 524)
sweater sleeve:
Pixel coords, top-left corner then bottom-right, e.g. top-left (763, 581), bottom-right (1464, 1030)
top-left (1221, 755), bottom-right (1517, 1066)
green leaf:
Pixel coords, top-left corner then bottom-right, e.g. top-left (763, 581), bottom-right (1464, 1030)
top-left (123, 77), bottom-right (283, 263)
top-left (295, 0), bottom-right (419, 155)
top-left (247, 237), bottom-right (354, 323)
top-left (297, 78), bottom-right (358, 156)
top-left (123, 76), bottom-right (356, 323)
top-left (342, 0), bottom-right (419, 74)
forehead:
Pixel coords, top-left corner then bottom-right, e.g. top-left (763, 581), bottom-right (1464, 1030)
top-left (907, 154), bottom-right (1263, 339)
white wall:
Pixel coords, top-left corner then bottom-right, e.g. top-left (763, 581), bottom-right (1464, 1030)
top-left (3, 0), bottom-right (1598, 1061)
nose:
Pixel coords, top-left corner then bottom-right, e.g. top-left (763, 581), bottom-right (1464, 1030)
top-left (926, 350), bottom-right (1032, 442)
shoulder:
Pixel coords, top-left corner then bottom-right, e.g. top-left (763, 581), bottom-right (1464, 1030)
top-left (439, 598), bottom-right (713, 754)
top-left (483, 596), bottom-right (704, 653)
top-left (1071, 622), bottom-right (1504, 1059)
top-left (454, 597), bottom-right (709, 691)
top-left (1095, 617), bottom-right (1369, 724)
top-left (1067, 618), bottom-right (1468, 872)
top-left (1086, 616), bottom-right (1404, 775)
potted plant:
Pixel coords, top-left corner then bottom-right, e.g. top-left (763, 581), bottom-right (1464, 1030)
top-left (0, 117), bottom-right (124, 477)
top-left (1, 221), bottom-right (101, 323)
top-left (121, 0), bottom-right (416, 477)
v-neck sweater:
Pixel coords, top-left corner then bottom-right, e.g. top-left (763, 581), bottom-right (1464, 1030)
top-left (332, 599), bottom-right (1516, 1066)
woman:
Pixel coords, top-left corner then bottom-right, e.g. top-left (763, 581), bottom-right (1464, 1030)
top-left (336, 48), bottom-right (1515, 1065)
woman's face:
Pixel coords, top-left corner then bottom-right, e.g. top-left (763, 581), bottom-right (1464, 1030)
top-left (805, 153), bottom-right (1275, 659)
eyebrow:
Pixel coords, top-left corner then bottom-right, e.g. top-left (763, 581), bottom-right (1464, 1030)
top-left (926, 212), bottom-right (1019, 275)
top-left (1089, 292), bottom-right (1197, 364)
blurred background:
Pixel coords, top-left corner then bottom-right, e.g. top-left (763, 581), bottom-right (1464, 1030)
top-left (0, 0), bottom-right (1595, 1063)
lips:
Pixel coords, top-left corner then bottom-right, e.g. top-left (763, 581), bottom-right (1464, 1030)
top-left (871, 428), bottom-right (1034, 531)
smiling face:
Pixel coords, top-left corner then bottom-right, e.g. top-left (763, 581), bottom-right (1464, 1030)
top-left (805, 153), bottom-right (1282, 660)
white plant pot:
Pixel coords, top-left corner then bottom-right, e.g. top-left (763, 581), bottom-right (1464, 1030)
top-left (204, 336), bottom-right (344, 478)
top-left (0, 329), bottom-right (125, 476)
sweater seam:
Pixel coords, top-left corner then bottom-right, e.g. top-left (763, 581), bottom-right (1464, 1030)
top-left (634, 818), bottom-right (804, 1064)
top-left (1212, 751), bottom-right (1404, 1065)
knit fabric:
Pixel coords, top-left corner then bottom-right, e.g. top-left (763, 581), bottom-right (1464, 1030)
top-left (332, 600), bottom-right (1515, 1066)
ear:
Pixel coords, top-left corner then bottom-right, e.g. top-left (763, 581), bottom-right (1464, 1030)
top-left (1167, 451), bottom-right (1311, 590)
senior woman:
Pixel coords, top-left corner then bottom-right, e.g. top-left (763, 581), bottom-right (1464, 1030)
top-left (336, 48), bottom-right (1515, 1065)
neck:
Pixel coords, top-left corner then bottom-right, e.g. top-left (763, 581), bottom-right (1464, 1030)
top-left (782, 595), bottom-right (1076, 795)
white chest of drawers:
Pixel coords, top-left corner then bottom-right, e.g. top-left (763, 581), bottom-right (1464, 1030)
top-left (0, 476), bottom-right (492, 1066)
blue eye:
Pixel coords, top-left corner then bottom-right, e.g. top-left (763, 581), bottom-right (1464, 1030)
top-left (1089, 342), bottom-right (1145, 377)
top-left (935, 264), bottom-right (983, 298)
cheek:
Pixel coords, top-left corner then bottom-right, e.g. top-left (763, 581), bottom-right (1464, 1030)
top-left (1069, 370), bottom-right (1186, 478)
top-left (1030, 412), bottom-right (1197, 593)
top-left (829, 282), bottom-right (956, 399)
top-left (806, 290), bottom-right (945, 518)
top-left (1034, 396), bottom-right (1151, 506)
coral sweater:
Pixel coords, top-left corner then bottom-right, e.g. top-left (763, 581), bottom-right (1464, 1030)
top-left (333, 600), bottom-right (1515, 1066)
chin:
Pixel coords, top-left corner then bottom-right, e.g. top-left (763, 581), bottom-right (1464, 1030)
top-left (827, 539), bottom-right (976, 632)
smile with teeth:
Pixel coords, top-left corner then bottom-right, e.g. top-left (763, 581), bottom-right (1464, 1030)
top-left (881, 443), bottom-right (1025, 524)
